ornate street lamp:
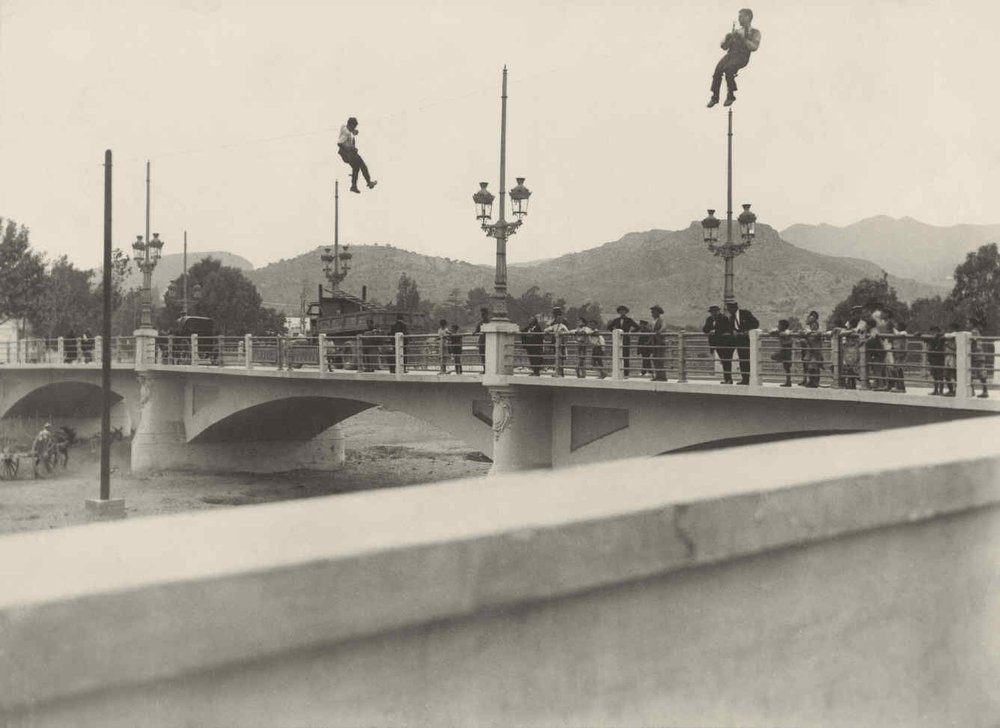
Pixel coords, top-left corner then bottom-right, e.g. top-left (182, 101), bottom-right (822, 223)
top-left (322, 181), bottom-right (352, 290)
top-left (473, 67), bottom-right (533, 321)
top-left (133, 232), bottom-right (164, 329)
top-left (738, 203), bottom-right (756, 243)
top-left (698, 109), bottom-right (761, 303)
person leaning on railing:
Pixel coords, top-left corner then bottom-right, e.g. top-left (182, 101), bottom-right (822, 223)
top-left (521, 316), bottom-right (545, 376)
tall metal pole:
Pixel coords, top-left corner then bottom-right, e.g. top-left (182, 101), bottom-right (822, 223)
top-left (182, 230), bottom-right (188, 316)
top-left (492, 66), bottom-right (510, 321)
top-left (100, 151), bottom-right (113, 501)
top-left (724, 109), bottom-right (735, 303)
top-left (140, 160), bottom-right (153, 328)
top-left (334, 179), bottom-right (340, 280)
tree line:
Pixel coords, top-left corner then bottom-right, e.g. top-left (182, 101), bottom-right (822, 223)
top-left (0, 217), bottom-right (285, 338)
top-left (827, 243), bottom-right (1000, 334)
top-left (4, 211), bottom-right (1000, 338)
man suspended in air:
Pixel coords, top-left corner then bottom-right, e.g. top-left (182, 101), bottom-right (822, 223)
top-left (338, 117), bottom-right (377, 193)
top-left (707, 8), bottom-right (761, 108)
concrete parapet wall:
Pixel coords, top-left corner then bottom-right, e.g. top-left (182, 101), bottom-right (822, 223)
top-left (1, 417), bottom-right (999, 726)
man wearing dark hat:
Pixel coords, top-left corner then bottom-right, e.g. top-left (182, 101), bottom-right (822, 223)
top-left (726, 300), bottom-right (759, 384)
top-left (337, 116), bottom-right (377, 193)
top-left (703, 304), bottom-right (735, 383)
top-left (608, 305), bottom-right (639, 377)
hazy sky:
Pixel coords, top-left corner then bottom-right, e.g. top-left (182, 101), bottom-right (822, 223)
top-left (1, 0), bottom-right (998, 271)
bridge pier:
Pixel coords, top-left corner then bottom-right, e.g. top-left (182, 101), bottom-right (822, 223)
top-left (131, 373), bottom-right (346, 475)
top-left (488, 386), bottom-right (553, 474)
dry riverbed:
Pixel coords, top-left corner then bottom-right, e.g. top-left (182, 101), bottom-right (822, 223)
top-left (0, 408), bottom-right (491, 536)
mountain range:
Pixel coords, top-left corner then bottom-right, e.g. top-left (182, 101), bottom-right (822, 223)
top-left (241, 223), bottom-right (946, 328)
top-left (780, 216), bottom-right (1000, 284)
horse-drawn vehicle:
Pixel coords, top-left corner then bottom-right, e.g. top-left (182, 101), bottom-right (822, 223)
top-left (0, 425), bottom-right (75, 480)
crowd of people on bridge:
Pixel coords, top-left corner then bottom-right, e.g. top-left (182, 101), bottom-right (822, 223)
top-left (431, 299), bottom-right (995, 396)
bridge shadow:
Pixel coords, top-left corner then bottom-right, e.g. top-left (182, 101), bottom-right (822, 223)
top-left (660, 429), bottom-right (864, 455)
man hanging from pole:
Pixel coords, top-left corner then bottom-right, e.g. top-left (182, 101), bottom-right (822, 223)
top-left (707, 8), bottom-right (761, 108)
top-left (337, 116), bottom-right (378, 193)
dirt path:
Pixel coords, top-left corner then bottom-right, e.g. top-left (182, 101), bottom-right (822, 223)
top-left (0, 409), bottom-right (491, 536)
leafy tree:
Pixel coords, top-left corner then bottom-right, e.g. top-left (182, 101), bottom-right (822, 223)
top-left (826, 273), bottom-right (910, 329)
top-left (157, 257), bottom-right (285, 335)
top-left (0, 218), bottom-right (46, 328)
top-left (393, 273), bottom-right (422, 311)
top-left (27, 256), bottom-right (101, 338)
top-left (465, 286), bottom-right (491, 319)
top-left (949, 243), bottom-right (1000, 333)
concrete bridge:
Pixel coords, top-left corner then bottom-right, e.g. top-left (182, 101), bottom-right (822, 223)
top-left (1, 329), bottom-right (998, 473)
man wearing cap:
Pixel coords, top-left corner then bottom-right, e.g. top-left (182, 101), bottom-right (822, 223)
top-left (608, 305), bottom-right (639, 377)
top-left (726, 300), bottom-right (759, 384)
top-left (337, 116), bottom-right (377, 193)
top-left (703, 304), bottom-right (734, 383)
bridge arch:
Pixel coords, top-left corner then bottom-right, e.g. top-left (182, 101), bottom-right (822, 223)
top-left (2, 381), bottom-right (123, 420)
top-left (191, 396), bottom-right (374, 444)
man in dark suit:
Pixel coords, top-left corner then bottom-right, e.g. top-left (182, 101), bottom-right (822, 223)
top-left (703, 304), bottom-right (735, 383)
top-left (607, 305), bottom-right (639, 377)
top-left (726, 300), bottom-right (759, 384)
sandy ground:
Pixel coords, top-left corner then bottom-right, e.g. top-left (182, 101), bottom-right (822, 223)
top-left (0, 408), bottom-right (491, 536)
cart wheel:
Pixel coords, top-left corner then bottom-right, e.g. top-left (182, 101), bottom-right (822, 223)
top-left (1, 456), bottom-right (17, 481)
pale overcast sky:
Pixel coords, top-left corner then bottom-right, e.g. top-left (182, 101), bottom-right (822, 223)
top-left (1, 0), bottom-right (997, 270)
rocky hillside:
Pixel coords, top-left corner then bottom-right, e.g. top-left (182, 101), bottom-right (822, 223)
top-left (780, 216), bottom-right (1000, 284)
top-left (244, 225), bottom-right (945, 328)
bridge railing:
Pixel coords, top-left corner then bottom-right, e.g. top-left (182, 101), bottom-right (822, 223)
top-left (1, 336), bottom-right (135, 365)
top-left (131, 330), bottom-right (995, 398)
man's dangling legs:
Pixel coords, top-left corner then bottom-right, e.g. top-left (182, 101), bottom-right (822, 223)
top-left (723, 60), bottom-right (747, 105)
top-left (709, 58), bottom-right (726, 106)
top-left (347, 149), bottom-right (376, 192)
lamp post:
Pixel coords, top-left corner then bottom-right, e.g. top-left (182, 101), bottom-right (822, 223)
top-left (473, 66), bottom-right (532, 321)
top-left (321, 181), bottom-right (352, 290)
top-left (700, 110), bottom-right (759, 303)
top-left (132, 232), bottom-right (164, 329)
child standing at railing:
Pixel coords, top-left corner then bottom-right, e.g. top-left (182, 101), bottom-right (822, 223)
top-left (573, 317), bottom-right (592, 378)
